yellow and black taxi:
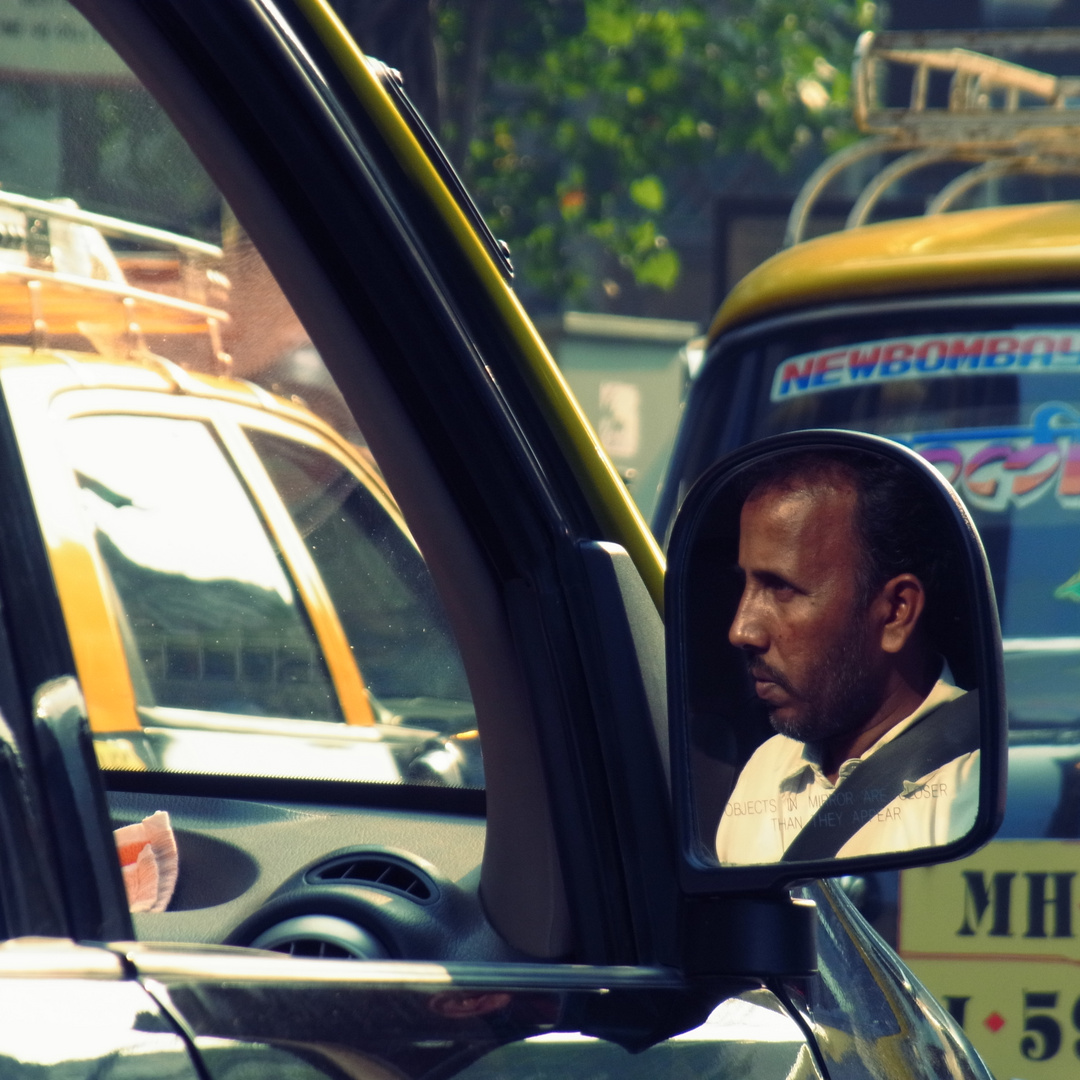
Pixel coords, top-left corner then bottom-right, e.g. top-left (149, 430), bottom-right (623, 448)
top-left (0, 203), bottom-right (478, 787)
top-left (658, 30), bottom-right (1080, 1080)
top-left (0, 6), bottom-right (1006, 1080)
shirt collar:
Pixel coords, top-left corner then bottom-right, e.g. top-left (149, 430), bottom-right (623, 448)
top-left (777, 677), bottom-right (966, 792)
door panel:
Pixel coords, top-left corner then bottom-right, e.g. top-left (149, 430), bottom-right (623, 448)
top-left (129, 954), bottom-right (817, 1080)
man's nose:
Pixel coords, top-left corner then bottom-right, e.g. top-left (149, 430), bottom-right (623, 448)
top-left (729, 590), bottom-right (767, 652)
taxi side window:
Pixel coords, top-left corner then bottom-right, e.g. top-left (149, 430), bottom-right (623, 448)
top-left (246, 429), bottom-right (472, 721)
top-left (65, 413), bottom-right (341, 722)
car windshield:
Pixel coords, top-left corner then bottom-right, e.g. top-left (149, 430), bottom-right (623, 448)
top-left (673, 301), bottom-right (1080, 743)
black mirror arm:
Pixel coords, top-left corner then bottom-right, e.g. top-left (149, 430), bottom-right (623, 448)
top-left (681, 891), bottom-right (817, 977)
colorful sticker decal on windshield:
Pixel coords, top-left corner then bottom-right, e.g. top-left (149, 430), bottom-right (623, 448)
top-left (1053, 570), bottom-right (1080, 603)
top-left (770, 331), bottom-right (1080, 401)
top-left (902, 402), bottom-right (1080, 514)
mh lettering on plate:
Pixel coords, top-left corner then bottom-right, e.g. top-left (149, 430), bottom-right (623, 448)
top-left (958, 871), bottom-right (1076, 939)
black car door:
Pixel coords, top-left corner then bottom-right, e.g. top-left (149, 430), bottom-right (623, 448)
top-left (0, 0), bottom-right (769, 1063)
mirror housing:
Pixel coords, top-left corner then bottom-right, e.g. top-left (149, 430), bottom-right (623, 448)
top-left (667, 430), bottom-right (1006, 894)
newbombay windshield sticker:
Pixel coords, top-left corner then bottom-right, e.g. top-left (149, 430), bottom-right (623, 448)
top-left (770, 330), bottom-right (1080, 402)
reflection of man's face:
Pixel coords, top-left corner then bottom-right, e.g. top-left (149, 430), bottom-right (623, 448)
top-left (729, 481), bottom-right (885, 743)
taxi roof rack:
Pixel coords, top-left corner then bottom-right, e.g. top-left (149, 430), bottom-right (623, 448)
top-left (0, 188), bottom-right (230, 364)
top-left (787, 29), bottom-right (1080, 246)
top-left (0, 188), bottom-right (223, 262)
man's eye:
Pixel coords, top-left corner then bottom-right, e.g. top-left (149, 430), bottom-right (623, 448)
top-left (765, 577), bottom-right (797, 599)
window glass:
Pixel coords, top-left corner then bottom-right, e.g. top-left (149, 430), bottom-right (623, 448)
top-left (0, 1), bottom-right (479, 789)
top-left (65, 413), bottom-right (341, 723)
top-left (247, 430), bottom-right (474, 733)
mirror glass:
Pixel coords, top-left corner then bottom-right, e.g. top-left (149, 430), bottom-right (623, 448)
top-left (669, 434), bottom-right (1003, 871)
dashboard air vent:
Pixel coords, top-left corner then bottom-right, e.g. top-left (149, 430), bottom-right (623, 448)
top-left (250, 915), bottom-right (388, 960)
top-left (273, 939), bottom-right (354, 960)
top-left (307, 854), bottom-right (437, 902)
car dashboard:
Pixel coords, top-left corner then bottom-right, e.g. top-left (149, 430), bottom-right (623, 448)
top-left (109, 784), bottom-right (503, 962)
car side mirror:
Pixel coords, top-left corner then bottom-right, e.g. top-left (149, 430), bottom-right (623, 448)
top-left (666, 430), bottom-right (1006, 893)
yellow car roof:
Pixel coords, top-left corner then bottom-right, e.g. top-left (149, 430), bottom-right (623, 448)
top-left (0, 346), bottom-right (346, 442)
top-left (709, 201), bottom-right (1080, 340)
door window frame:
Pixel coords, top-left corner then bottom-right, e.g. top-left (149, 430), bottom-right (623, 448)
top-left (13, 382), bottom-right (390, 739)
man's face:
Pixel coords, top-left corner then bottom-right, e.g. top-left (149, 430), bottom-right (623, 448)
top-left (729, 481), bottom-right (884, 743)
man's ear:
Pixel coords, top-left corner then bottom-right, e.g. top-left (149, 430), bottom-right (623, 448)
top-left (875, 573), bottom-right (926, 654)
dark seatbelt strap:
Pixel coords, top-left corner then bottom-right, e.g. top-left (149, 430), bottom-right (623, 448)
top-left (780, 690), bottom-right (980, 862)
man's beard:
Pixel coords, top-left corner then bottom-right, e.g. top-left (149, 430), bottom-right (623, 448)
top-left (748, 616), bottom-right (883, 745)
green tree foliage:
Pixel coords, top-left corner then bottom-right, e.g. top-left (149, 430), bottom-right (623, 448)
top-left (436, 0), bottom-right (879, 304)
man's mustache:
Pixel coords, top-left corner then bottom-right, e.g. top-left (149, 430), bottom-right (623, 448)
top-left (745, 657), bottom-right (796, 698)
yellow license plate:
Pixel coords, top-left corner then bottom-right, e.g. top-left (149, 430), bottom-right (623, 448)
top-left (901, 840), bottom-right (1080, 1078)
top-left (904, 958), bottom-right (1080, 1078)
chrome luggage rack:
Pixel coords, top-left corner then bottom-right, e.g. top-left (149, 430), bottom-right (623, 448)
top-left (0, 188), bottom-right (230, 364)
top-left (787, 29), bottom-right (1080, 246)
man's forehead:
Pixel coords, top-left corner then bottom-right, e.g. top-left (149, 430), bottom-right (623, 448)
top-left (744, 476), bottom-right (857, 519)
top-left (739, 480), bottom-right (860, 562)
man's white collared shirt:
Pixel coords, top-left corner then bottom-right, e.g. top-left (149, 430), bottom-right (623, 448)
top-left (714, 680), bottom-right (980, 864)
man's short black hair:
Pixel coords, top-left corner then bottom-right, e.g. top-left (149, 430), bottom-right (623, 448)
top-left (738, 448), bottom-right (959, 633)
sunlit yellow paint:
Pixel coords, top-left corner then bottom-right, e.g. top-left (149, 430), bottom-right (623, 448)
top-left (711, 201), bottom-right (1080, 339)
top-left (218, 419), bottom-right (377, 727)
top-left (42, 540), bottom-right (141, 733)
top-left (0, 359), bottom-right (143, 734)
top-left (292, 0), bottom-right (665, 612)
